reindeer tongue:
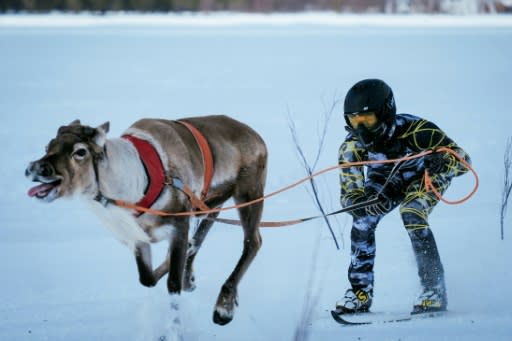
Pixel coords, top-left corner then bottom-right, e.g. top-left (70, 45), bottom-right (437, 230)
top-left (28, 183), bottom-right (56, 198)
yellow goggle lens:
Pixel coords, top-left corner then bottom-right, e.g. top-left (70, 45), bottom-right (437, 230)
top-left (347, 112), bottom-right (378, 129)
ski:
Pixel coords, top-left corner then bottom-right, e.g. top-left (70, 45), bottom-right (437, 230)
top-left (330, 309), bottom-right (446, 326)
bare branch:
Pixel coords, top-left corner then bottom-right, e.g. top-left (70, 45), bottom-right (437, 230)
top-left (287, 99), bottom-right (340, 250)
top-left (501, 137), bottom-right (512, 240)
top-left (288, 97), bottom-right (341, 341)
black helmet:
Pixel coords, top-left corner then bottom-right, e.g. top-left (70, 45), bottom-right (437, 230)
top-left (344, 79), bottom-right (396, 147)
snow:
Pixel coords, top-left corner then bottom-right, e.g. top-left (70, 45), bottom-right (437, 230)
top-left (1, 12), bottom-right (512, 341)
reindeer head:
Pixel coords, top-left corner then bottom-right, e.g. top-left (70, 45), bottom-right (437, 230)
top-left (25, 120), bottom-right (110, 202)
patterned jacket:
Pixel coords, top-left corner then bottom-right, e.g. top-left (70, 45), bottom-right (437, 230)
top-left (338, 113), bottom-right (471, 207)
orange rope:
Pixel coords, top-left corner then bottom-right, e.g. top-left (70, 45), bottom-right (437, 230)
top-left (114, 147), bottom-right (478, 218)
top-left (424, 147), bottom-right (479, 205)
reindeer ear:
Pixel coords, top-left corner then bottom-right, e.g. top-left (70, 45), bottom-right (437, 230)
top-left (93, 122), bottom-right (110, 147)
top-left (98, 121), bottom-right (110, 134)
top-left (70, 119), bottom-right (81, 126)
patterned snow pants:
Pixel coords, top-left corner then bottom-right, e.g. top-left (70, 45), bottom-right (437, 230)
top-left (348, 174), bottom-right (451, 294)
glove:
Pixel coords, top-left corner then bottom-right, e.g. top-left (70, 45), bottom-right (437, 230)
top-left (348, 196), bottom-right (370, 219)
top-left (424, 152), bottom-right (449, 174)
top-left (364, 189), bottom-right (395, 216)
top-left (348, 189), bottom-right (395, 218)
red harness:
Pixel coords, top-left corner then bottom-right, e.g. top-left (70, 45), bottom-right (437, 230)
top-left (121, 120), bottom-right (213, 216)
top-left (121, 135), bottom-right (166, 216)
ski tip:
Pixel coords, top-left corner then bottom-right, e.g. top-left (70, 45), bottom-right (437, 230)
top-left (331, 310), bottom-right (372, 326)
top-left (330, 308), bottom-right (353, 320)
top-left (330, 309), bottom-right (344, 323)
top-left (330, 309), bottom-right (368, 325)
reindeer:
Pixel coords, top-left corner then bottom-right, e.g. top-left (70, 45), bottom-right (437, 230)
top-left (25, 115), bottom-right (267, 325)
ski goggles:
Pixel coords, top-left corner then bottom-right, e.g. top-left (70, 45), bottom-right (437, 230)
top-left (346, 111), bottom-right (379, 130)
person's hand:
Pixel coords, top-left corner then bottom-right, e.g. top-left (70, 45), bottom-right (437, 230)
top-left (424, 152), bottom-right (449, 174)
top-left (347, 195), bottom-right (370, 219)
top-left (364, 189), bottom-right (395, 216)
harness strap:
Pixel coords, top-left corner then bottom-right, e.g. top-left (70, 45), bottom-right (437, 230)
top-left (177, 120), bottom-right (214, 200)
top-left (170, 177), bottom-right (211, 211)
top-left (122, 135), bottom-right (166, 217)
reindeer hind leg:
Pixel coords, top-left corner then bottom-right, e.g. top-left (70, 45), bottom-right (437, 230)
top-left (213, 188), bottom-right (264, 325)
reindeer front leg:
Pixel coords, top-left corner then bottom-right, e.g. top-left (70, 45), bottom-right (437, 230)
top-left (135, 242), bottom-right (159, 287)
top-left (135, 241), bottom-right (171, 288)
top-left (184, 211), bottom-right (220, 292)
top-left (167, 217), bottom-right (190, 294)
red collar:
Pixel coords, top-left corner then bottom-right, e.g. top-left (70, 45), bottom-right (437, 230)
top-left (122, 135), bottom-right (165, 217)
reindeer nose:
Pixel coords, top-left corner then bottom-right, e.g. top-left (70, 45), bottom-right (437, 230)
top-left (25, 163), bottom-right (31, 177)
top-left (25, 162), bottom-right (35, 178)
top-left (26, 161), bottom-right (55, 178)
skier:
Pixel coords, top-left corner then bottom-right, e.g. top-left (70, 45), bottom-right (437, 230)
top-left (335, 79), bottom-right (471, 315)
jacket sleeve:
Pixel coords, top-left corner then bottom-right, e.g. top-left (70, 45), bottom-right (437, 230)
top-left (400, 119), bottom-right (471, 178)
top-left (338, 138), bottom-right (367, 208)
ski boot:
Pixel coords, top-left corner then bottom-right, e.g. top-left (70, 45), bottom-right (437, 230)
top-left (334, 288), bottom-right (373, 314)
top-left (412, 286), bottom-right (447, 314)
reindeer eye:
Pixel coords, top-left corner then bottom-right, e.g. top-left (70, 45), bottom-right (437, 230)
top-left (73, 148), bottom-right (88, 160)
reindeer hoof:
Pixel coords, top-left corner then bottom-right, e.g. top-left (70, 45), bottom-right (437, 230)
top-left (139, 276), bottom-right (156, 288)
top-left (213, 309), bottom-right (233, 325)
top-left (213, 284), bottom-right (238, 325)
top-left (167, 278), bottom-right (182, 294)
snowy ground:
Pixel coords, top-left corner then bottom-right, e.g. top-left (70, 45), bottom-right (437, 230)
top-left (1, 12), bottom-right (512, 341)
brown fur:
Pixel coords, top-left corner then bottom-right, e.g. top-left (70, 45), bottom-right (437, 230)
top-left (26, 115), bottom-right (267, 325)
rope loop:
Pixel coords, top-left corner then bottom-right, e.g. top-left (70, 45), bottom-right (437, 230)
top-left (423, 147), bottom-right (479, 205)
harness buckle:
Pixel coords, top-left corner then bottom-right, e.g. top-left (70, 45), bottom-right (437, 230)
top-left (94, 192), bottom-right (113, 207)
top-left (167, 176), bottom-right (184, 191)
